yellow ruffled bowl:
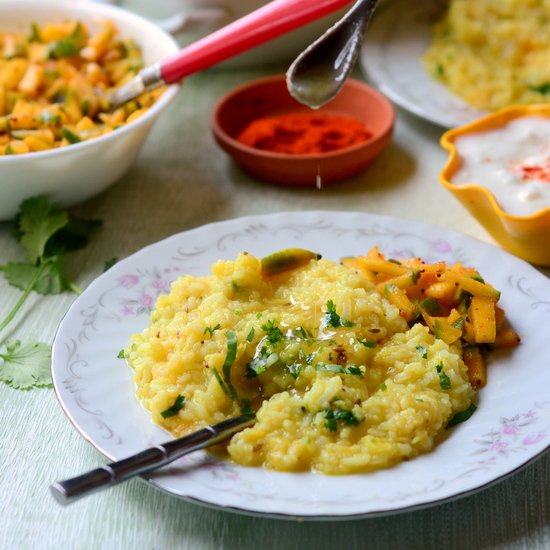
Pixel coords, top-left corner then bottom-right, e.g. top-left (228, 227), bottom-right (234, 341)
top-left (440, 104), bottom-right (550, 266)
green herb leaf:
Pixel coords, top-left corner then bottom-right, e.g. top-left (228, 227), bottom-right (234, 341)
top-left (436, 363), bottom-right (452, 390)
top-left (379, 382), bottom-right (387, 391)
top-left (261, 319), bottom-right (284, 345)
top-left (245, 327), bottom-right (255, 342)
top-left (246, 346), bottom-right (279, 377)
top-left (416, 345), bottom-right (428, 359)
top-left (14, 196), bottom-right (68, 263)
top-left (222, 330), bottom-right (238, 400)
top-left (0, 340), bottom-right (52, 389)
top-left (420, 297), bottom-right (441, 315)
top-left (240, 398), bottom-right (251, 415)
top-left (212, 367), bottom-right (229, 395)
top-left (315, 363), bottom-right (363, 376)
top-left (103, 257), bottom-right (118, 272)
top-left (0, 256), bottom-right (69, 295)
top-left (160, 395), bottom-right (186, 418)
top-left (529, 82), bottom-right (550, 95)
top-left (61, 126), bottom-right (81, 144)
top-left (358, 339), bottom-right (376, 348)
top-left (204, 324), bottom-right (221, 337)
top-left (45, 216), bottom-right (102, 255)
top-left (323, 300), bottom-right (356, 328)
top-left (117, 349), bottom-right (126, 359)
top-left (29, 22), bottom-right (42, 43)
top-left (323, 408), bottom-right (362, 431)
top-left (47, 23), bottom-right (86, 59)
top-left (447, 403), bottom-right (477, 428)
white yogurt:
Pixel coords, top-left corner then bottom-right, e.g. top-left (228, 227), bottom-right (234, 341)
top-left (451, 115), bottom-right (550, 216)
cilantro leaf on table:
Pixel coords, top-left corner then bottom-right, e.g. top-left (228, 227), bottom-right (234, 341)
top-left (0, 195), bottom-right (101, 390)
top-left (0, 340), bottom-right (52, 389)
top-left (1, 256), bottom-right (69, 295)
top-left (14, 196), bottom-right (68, 263)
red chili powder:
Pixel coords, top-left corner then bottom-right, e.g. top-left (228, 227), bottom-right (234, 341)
top-left (519, 157), bottom-right (550, 183)
top-left (236, 111), bottom-right (372, 155)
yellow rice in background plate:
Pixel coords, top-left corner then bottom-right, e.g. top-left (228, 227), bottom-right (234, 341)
top-left (423, 0), bottom-right (550, 111)
top-left (127, 252), bottom-right (475, 475)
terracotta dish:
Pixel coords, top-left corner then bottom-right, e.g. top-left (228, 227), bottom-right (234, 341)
top-left (211, 74), bottom-right (394, 186)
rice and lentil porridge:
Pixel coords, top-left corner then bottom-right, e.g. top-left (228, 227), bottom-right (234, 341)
top-left (126, 252), bottom-right (475, 475)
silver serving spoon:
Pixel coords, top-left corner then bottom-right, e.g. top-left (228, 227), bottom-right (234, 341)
top-left (50, 414), bottom-right (255, 504)
top-left (286, 0), bottom-right (379, 109)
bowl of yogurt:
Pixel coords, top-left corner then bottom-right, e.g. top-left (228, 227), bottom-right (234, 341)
top-left (440, 104), bottom-right (550, 266)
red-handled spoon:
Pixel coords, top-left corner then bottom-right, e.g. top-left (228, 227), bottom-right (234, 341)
top-left (111, 0), bottom-right (355, 108)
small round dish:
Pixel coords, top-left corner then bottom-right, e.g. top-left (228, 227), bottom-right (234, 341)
top-left (211, 75), bottom-right (394, 186)
top-left (440, 104), bottom-right (550, 266)
top-left (0, 0), bottom-right (180, 221)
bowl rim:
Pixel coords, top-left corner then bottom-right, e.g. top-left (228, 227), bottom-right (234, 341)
top-left (0, 0), bottom-right (180, 164)
top-left (440, 104), bottom-right (550, 223)
top-left (211, 74), bottom-right (395, 161)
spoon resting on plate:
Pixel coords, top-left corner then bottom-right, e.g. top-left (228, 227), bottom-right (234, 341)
top-left (110, 0), bottom-right (355, 109)
top-left (50, 414), bottom-right (256, 504)
top-left (285, 0), bottom-right (379, 109)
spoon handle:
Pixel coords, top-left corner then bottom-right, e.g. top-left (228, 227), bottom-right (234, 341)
top-left (50, 414), bottom-right (256, 505)
top-left (160, 0), bottom-right (355, 83)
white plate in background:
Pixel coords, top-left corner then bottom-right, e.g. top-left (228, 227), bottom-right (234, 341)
top-left (360, 0), bottom-right (486, 128)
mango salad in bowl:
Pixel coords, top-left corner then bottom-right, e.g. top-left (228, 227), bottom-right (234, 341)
top-left (0, 0), bottom-right (179, 220)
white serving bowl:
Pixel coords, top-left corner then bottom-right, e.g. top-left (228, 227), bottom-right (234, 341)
top-left (0, 0), bottom-right (180, 220)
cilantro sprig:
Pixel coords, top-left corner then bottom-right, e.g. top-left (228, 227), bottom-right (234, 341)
top-left (323, 408), bottom-right (362, 432)
top-left (160, 395), bottom-right (186, 418)
top-left (323, 300), bottom-right (356, 328)
top-left (0, 196), bottom-right (100, 390)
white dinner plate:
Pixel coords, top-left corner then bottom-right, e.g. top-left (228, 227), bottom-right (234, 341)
top-left (360, 0), bottom-right (487, 128)
top-left (52, 211), bottom-right (550, 520)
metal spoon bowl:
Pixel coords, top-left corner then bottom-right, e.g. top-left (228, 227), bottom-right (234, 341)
top-left (286, 0), bottom-right (379, 109)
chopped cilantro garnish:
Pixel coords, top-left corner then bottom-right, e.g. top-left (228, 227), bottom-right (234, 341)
top-left (261, 319), bottom-right (283, 344)
top-left (160, 395), bottom-right (186, 418)
top-left (323, 408), bottom-right (362, 431)
top-left (529, 82), bottom-right (550, 95)
top-left (416, 345), bottom-right (428, 359)
top-left (452, 317), bottom-right (465, 330)
top-left (420, 297), bottom-right (441, 315)
top-left (358, 339), bottom-right (376, 348)
top-left (379, 382), bottom-right (387, 391)
top-left (447, 403), bottom-right (477, 428)
top-left (315, 363), bottom-right (363, 376)
top-left (47, 23), bottom-right (86, 59)
top-left (61, 126), bottom-right (81, 144)
top-left (246, 346), bottom-right (279, 377)
top-left (323, 300), bottom-right (356, 328)
top-left (240, 398), bottom-right (252, 415)
top-left (246, 327), bottom-right (255, 342)
top-left (204, 324), bottom-right (221, 337)
top-left (117, 349), bottom-right (126, 359)
top-left (222, 330), bottom-right (239, 400)
top-left (212, 367), bottom-right (229, 396)
top-left (469, 273), bottom-right (485, 283)
top-left (436, 363), bottom-right (451, 390)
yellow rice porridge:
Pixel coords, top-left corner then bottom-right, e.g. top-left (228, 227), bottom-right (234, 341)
top-left (423, 0), bottom-right (550, 111)
top-left (127, 251), bottom-right (475, 475)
